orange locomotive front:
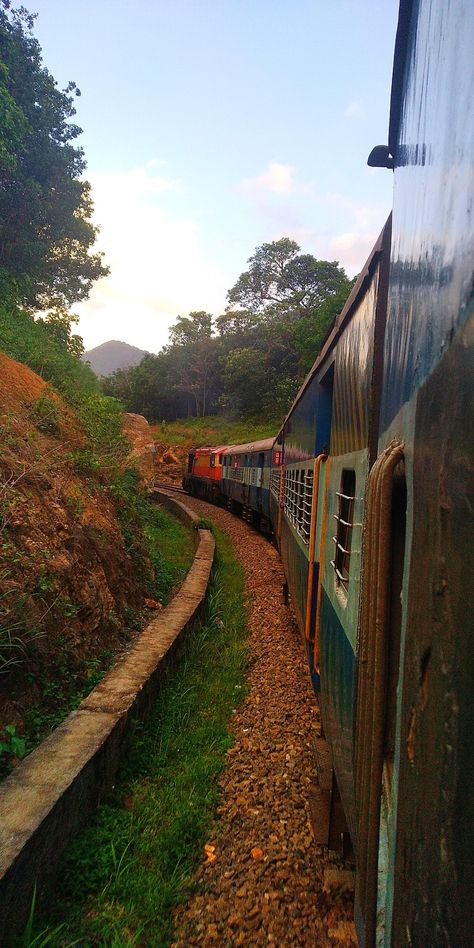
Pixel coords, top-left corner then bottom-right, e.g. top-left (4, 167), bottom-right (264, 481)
top-left (182, 445), bottom-right (227, 500)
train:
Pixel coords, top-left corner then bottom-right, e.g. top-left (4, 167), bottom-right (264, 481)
top-left (182, 2), bottom-right (473, 946)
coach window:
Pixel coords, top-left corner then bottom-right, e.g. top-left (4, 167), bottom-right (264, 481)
top-left (317, 362), bottom-right (334, 455)
top-left (332, 469), bottom-right (356, 594)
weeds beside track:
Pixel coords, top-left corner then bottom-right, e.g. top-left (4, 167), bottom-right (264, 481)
top-left (27, 527), bottom-right (247, 947)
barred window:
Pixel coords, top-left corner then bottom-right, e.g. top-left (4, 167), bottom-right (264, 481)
top-left (331, 470), bottom-right (356, 593)
top-left (300, 469), bottom-right (313, 543)
top-left (284, 467), bottom-right (313, 544)
top-left (270, 469), bottom-right (280, 498)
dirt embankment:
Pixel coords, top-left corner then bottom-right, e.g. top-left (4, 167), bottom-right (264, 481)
top-left (152, 442), bottom-right (185, 485)
top-left (122, 412), bottom-right (156, 488)
top-left (0, 353), bottom-right (152, 733)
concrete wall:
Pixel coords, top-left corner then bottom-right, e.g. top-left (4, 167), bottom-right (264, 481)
top-left (0, 491), bottom-right (214, 942)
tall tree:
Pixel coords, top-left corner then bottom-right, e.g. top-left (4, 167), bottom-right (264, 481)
top-left (225, 238), bottom-right (353, 387)
top-left (168, 311), bottom-right (219, 417)
top-left (226, 238), bottom-right (349, 319)
top-left (0, 1), bottom-right (108, 310)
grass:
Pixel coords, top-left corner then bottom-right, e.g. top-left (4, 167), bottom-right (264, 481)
top-left (144, 503), bottom-right (195, 605)
top-left (154, 414), bottom-right (277, 448)
top-left (0, 501), bottom-right (195, 779)
top-left (25, 526), bottom-right (248, 947)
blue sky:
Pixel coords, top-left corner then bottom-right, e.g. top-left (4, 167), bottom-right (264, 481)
top-left (30, 0), bottom-right (399, 352)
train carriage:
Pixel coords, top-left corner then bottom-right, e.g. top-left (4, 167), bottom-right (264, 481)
top-left (274, 218), bottom-right (392, 848)
top-left (357, 2), bottom-right (474, 944)
top-left (182, 445), bottom-right (227, 502)
top-left (221, 438), bottom-right (274, 531)
top-left (181, 2), bottom-right (473, 944)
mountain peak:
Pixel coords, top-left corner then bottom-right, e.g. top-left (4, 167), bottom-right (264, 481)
top-left (82, 340), bottom-right (148, 377)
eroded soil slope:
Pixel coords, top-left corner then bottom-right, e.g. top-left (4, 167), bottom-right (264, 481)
top-left (0, 353), bottom-right (151, 732)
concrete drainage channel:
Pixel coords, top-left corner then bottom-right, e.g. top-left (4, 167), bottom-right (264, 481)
top-left (0, 490), bottom-right (215, 942)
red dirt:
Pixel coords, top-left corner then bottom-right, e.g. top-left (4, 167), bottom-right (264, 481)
top-left (0, 353), bottom-right (151, 733)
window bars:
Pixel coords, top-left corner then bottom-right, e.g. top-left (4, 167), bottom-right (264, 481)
top-left (331, 470), bottom-right (357, 592)
top-left (270, 469), bottom-right (281, 498)
top-left (284, 467), bottom-right (313, 544)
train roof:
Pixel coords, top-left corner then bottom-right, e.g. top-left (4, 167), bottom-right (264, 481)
top-left (223, 437), bottom-right (276, 456)
top-left (191, 444), bottom-right (228, 455)
top-left (276, 215), bottom-right (391, 439)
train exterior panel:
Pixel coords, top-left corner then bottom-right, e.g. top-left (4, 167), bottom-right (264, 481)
top-left (355, 3), bottom-right (474, 944)
top-left (221, 438), bottom-right (274, 527)
top-left (277, 223), bottom-right (391, 847)
top-left (182, 446), bottom-right (227, 501)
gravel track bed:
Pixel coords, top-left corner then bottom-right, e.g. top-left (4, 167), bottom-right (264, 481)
top-left (172, 498), bottom-right (357, 947)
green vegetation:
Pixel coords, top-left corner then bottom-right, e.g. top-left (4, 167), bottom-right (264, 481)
top-left (157, 415), bottom-right (277, 448)
top-left (0, 501), bottom-right (194, 779)
top-left (0, 2), bottom-right (107, 312)
top-left (109, 471), bottom-right (195, 602)
top-left (0, 305), bottom-right (97, 394)
top-left (0, 561), bottom-right (43, 679)
top-left (29, 527), bottom-right (247, 947)
top-left (103, 239), bottom-right (353, 423)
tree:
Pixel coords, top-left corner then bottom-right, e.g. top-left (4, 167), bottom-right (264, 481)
top-left (168, 311), bottom-right (219, 417)
top-left (226, 238), bottom-right (353, 382)
top-left (0, 1), bottom-right (108, 310)
top-left (0, 60), bottom-right (29, 174)
top-left (226, 238), bottom-right (349, 319)
top-left (38, 310), bottom-right (84, 356)
top-left (220, 348), bottom-right (271, 415)
top-left (291, 282), bottom-right (355, 375)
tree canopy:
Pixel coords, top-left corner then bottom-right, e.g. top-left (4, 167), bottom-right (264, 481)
top-left (104, 239), bottom-right (354, 422)
top-left (0, 1), bottom-right (108, 311)
top-left (226, 238), bottom-right (348, 318)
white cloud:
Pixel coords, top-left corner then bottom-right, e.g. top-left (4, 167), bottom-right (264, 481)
top-left (76, 166), bottom-right (228, 352)
top-left (239, 162), bottom-right (302, 195)
top-left (277, 227), bottom-right (378, 276)
top-left (328, 231), bottom-right (378, 270)
top-left (344, 99), bottom-right (363, 118)
top-left (323, 191), bottom-right (387, 230)
top-left (259, 188), bottom-right (389, 275)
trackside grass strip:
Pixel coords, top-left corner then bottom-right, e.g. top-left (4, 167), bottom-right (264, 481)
top-left (26, 527), bottom-right (248, 947)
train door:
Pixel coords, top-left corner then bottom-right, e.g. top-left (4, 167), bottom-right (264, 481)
top-left (304, 362), bottom-right (335, 687)
top-left (244, 452), bottom-right (251, 506)
top-left (256, 451), bottom-right (264, 491)
top-left (354, 441), bottom-right (407, 948)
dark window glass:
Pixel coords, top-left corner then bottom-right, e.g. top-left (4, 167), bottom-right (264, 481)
top-left (332, 469), bottom-right (356, 593)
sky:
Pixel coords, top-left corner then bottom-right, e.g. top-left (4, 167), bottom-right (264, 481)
top-left (30, 0), bottom-right (399, 354)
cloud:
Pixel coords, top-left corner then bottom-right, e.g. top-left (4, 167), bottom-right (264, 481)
top-left (255, 187), bottom-right (389, 275)
top-left (328, 231), bottom-right (378, 270)
top-left (276, 226), bottom-right (378, 276)
top-left (344, 99), bottom-right (363, 118)
top-left (75, 166), bottom-right (228, 352)
top-left (323, 191), bottom-right (386, 230)
top-left (239, 162), bottom-right (303, 195)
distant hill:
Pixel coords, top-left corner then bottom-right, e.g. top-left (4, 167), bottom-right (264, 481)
top-left (82, 340), bottom-right (148, 377)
